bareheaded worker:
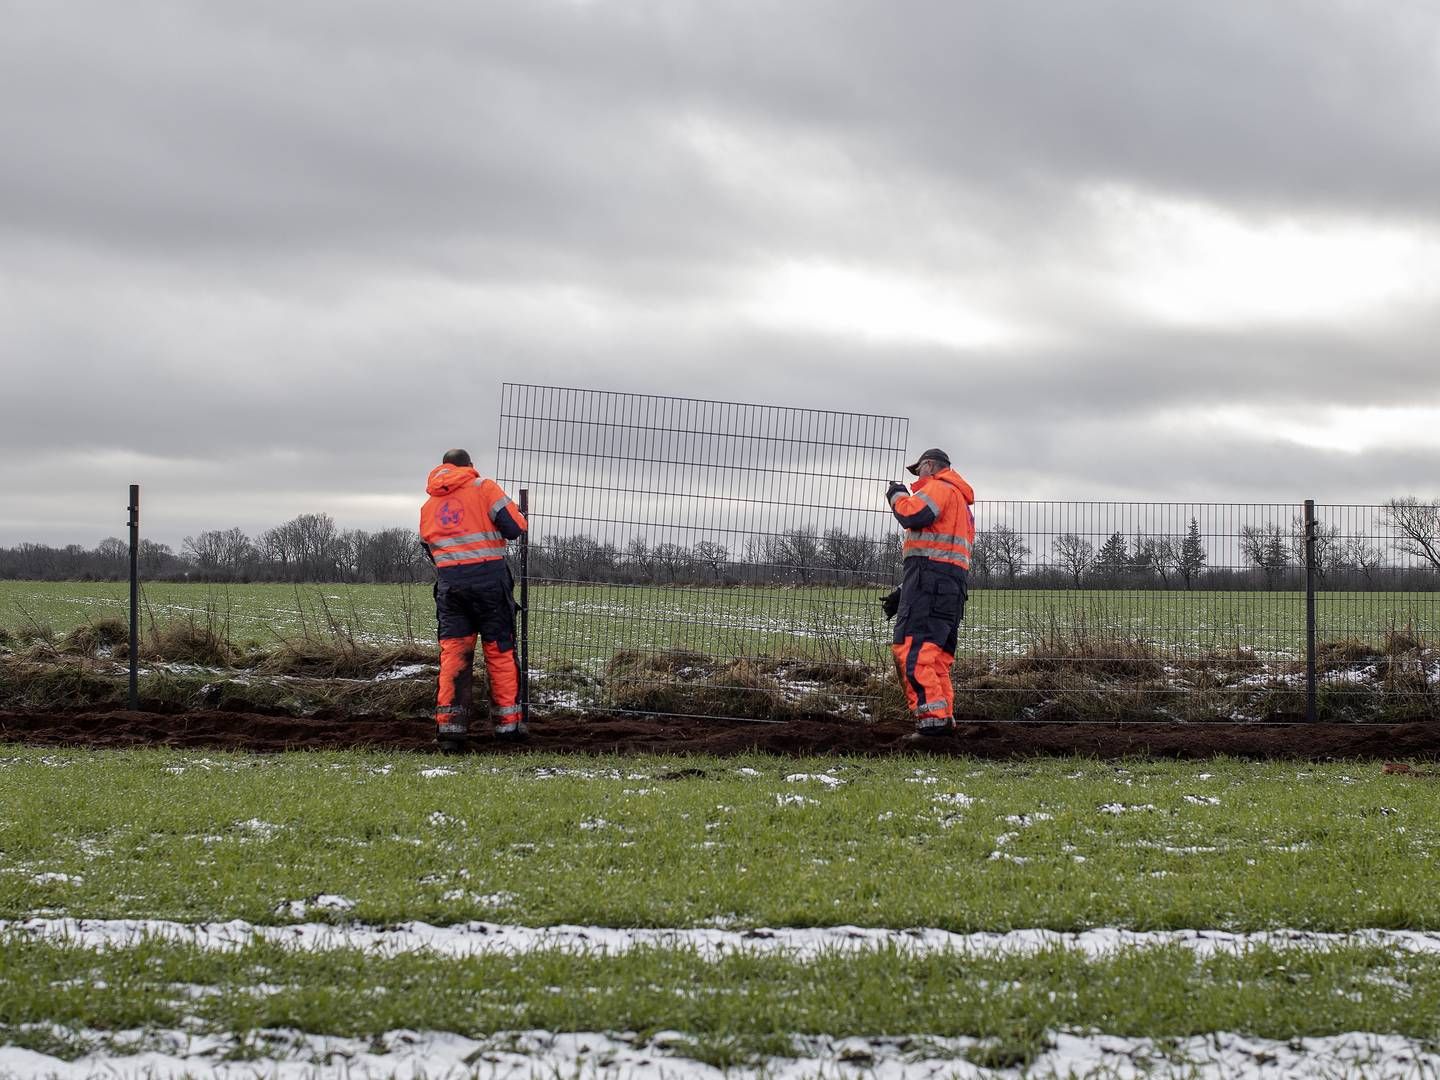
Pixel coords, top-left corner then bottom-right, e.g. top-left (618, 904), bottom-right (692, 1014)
top-left (419, 448), bottom-right (529, 752)
top-left (884, 448), bottom-right (975, 736)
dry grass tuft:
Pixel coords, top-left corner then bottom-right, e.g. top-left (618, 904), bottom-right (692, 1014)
top-left (999, 635), bottom-right (1165, 681)
top-left (65, 617), bottom-right (130, 655)
top-left (140, 617), bottom-right (238, 667)
top-left (257, 641), bottom-right (437, 680)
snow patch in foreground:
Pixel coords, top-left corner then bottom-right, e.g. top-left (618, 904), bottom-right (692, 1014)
top-left (3, 1026), bottom-right (1439, 1079)
top-left (9, 918), bottom-right (1440, 962)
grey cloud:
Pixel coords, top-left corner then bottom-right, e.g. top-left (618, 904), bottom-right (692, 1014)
top-left (4, 0), bottom-right (1440, 546)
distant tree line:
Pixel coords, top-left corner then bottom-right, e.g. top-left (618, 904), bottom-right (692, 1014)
top-left (5, 499), bottom-right (1439, 590)
top-left (0, 514), bottom-right (432, 583)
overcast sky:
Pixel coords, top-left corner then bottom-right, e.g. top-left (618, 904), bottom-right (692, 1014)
top-left (3, 0), bottom-right (1438, 547)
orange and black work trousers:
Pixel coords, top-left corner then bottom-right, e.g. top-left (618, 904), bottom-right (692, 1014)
top-left (433, 564), bottom-right (522, 735)
top-left (891, 559), bottom-right (968, 731)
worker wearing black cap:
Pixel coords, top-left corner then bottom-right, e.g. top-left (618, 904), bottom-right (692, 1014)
top-left (884, 449), bottom-right (975, 735)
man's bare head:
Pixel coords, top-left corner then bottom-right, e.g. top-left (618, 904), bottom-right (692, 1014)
top-left (442, 448), bottom-right (472, 467)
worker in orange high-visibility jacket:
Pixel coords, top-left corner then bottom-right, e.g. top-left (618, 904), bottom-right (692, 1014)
top-left (885, 448), bottom-right (975, 736)
top-left (419, 448), bottom-right (529, 752)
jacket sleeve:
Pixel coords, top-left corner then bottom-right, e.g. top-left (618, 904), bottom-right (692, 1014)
top-left (888, 487), bottom-right (940, 530)
top-left (485, 482), bottom-right (529, 539)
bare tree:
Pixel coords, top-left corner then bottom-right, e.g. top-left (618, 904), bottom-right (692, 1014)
top-left (1133, 535), bottom-right (1178, 588)
top-left (625, 537), bottom-right (656, 582)
top-left (986, 525), bottom-right (1030, 587)
top-left (1239, 523), bottom-right (1290, 588)
top-left (822, 527), bottom-right (872, 581)
top-left (768, 528), bottom-right (822, 585)
top-left (692, 540), bottom-right (729, 582)
top-left (1384, 497), bottom-right (1440, 570)
top-left (652, 542), bottom-right (692, 583)
top-left (1051, 532), bottom-right (1094, 587)
top-left (183, 528), bottom-right (255, 581)
top-left (1288, 516), bottom-right (1342, 581)
top-left (1338, 535), bottom-right (1384, 588)
top-left (94, 537), bottom-right (128, 575)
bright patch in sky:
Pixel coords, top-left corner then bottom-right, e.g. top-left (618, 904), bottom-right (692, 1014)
top-left (746, 259), bottom-right (1024, 349)
top-left (1088, 185), bottom-right (1440, 329)
top-left (1182, 404), bottom-right (1440, 454)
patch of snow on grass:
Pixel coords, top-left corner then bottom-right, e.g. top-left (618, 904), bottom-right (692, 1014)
top-left (272, 895), bottom-right (356, 919)
top-left (7, 1026), bottom-right (1440, 1080)
top-left (783, 773), bottom-right (844, 787)
top-left (775, 794), bottom-right (819, 807)
top-left (933, 792), bottom-right (974, 807)
top-left (31, 873), bottom-right (83, 886)
top-left (374, 663), bottom-right (434, 682)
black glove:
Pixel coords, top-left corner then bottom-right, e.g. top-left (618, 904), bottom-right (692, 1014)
top-left (881, 588), bottom-right (901, 620)
top-left (886, 481), bottom-right (909, 501)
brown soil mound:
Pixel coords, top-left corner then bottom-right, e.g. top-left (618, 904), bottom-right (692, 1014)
top-left (1, 707), bottom-right (1438, 760)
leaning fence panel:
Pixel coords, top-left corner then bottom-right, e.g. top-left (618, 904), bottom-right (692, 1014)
top-left (495, 384), bottom-right (910, 721)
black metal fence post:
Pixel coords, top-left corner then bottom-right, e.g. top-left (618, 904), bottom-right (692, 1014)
top-left (128, 484), bottom-right (139, 711)
top-left (1304, 498), bottom-right (1317, 723)
top-left (519, 488), bottom-right (530, 721)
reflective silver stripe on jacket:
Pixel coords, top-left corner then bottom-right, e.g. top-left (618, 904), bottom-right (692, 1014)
top-left (890, 490), bottom-right (940, 515)
top-left (490, 496), bottom-right (513, 518)
top-left (917, 700), bottom-right (949, 714)
top-left (432, 530), bottom-right (504, 548)
top-left (904, 531), bottom-right (972, 549)
top-left (432, 549), bottom-right (504, 564)
top-left (905, 543), bottom-right (971, 558)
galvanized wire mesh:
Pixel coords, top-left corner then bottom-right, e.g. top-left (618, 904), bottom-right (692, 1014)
top-left (495, 384), bottom-right (909, 721)
top-left (494, 385), bottom-right (1437, 724)
top-left (960, 501), bottom-right (1439, 722)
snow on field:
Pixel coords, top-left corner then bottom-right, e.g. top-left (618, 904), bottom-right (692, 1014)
top-left (270, 895), bottom-right (356, 919)
top-left (9, 918), bottom-right (1440, 962)
top-left (783, 772), bottom-right (845, 787)
top-left (4, 1026), bottom-right (1439, 1079)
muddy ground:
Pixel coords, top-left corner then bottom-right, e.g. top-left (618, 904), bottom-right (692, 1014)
top-left (2, 706), bottom-right (1438, 760)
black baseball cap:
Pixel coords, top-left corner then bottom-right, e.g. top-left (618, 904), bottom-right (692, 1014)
top-left (905, 448), bottom-right (950, 476)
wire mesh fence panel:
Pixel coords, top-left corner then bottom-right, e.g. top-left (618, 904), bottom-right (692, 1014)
top-left (493, 392), bottom-right (1437, 725)
top-left (1311, 503), bottom-right (1440, 720)
top-left (958, 500), bottom-right (1438, 723)
top-left (495, 384), bottom-right (910, 721)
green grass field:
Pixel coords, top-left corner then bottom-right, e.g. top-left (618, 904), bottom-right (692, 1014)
top-left (2, 749), bottom-right (1438, 1073)
top-left (2, 580), bottom-right (1436, 667)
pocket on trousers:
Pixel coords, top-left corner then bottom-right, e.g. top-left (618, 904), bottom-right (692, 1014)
top-left (928, 575), bottom-right (962, 622)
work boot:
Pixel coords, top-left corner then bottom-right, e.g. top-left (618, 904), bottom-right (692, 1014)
top-left (915, 716), bottom-right (956, 737)
top-left (494, 719), bottom-right (529, 740)
top-left (436, 718), bottom-right (468, 755)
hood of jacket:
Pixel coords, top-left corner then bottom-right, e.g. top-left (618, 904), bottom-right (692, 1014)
top-left (426, 463), bottom-right (478, 498)
top-left (917, 467), bottom-right (974, 506)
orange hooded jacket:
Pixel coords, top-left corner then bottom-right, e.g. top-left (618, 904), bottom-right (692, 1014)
top-left (419, 464), bottom-right (527, 571)
top-left (887, 466), bottom-right (975, 569)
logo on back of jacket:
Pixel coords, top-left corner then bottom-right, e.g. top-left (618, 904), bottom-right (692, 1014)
top-left (438, 501), bottom-right (464, 527)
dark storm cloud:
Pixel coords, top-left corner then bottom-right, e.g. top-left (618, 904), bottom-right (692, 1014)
top-left (2, 0), bottom-right (1438, 545)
